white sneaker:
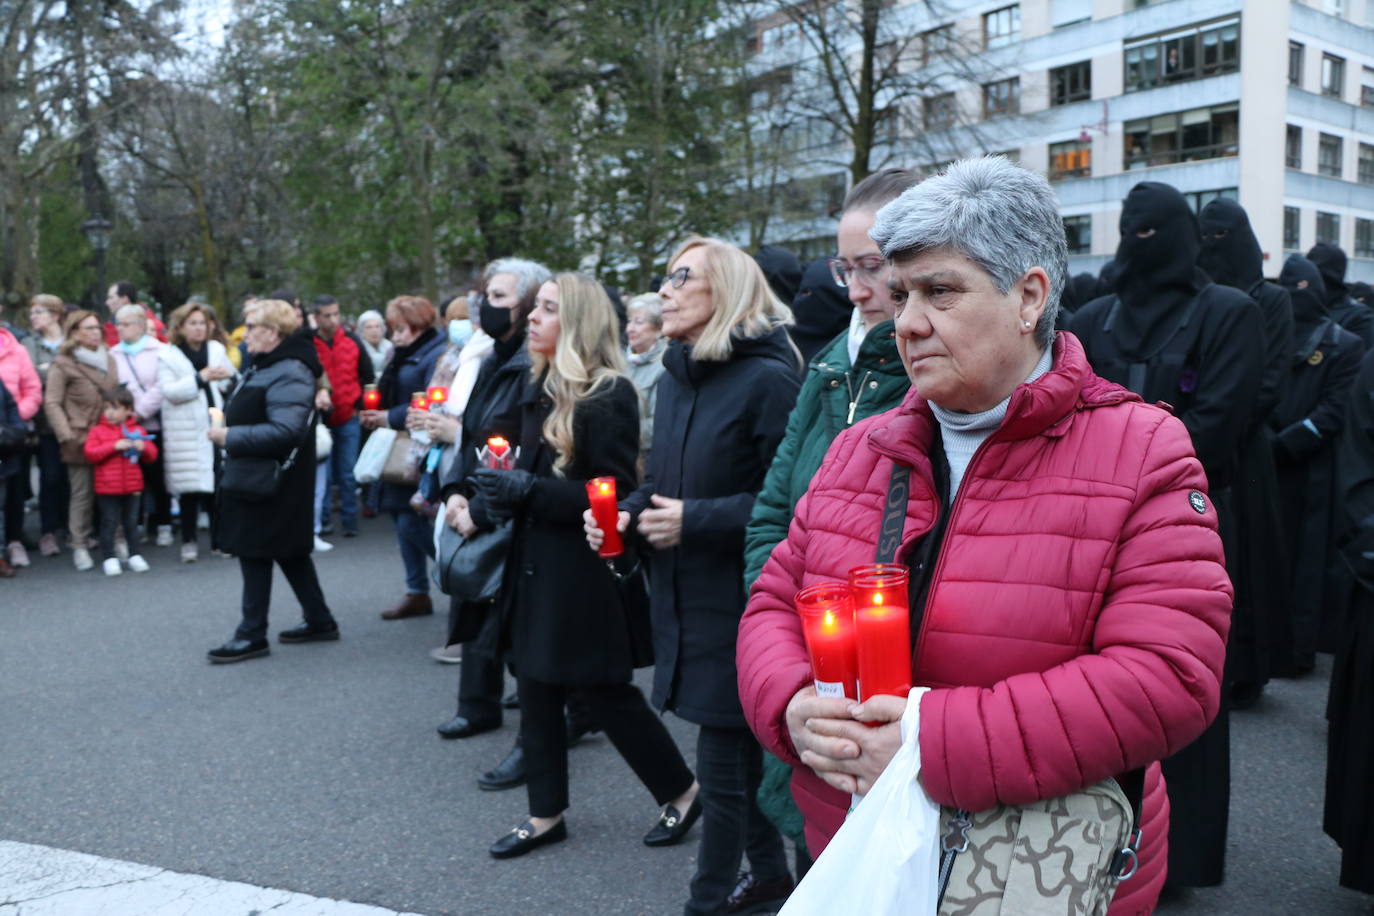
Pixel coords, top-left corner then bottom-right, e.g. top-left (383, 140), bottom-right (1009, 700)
top-left (127, 554), bottom-right (150, 573)
top-left (313, 535), bottom-right (334, 553)
top-left (73, 547), bottom-right (94, 572)
top-left (114, 537), bottom-right (130, 561)
top-left (102, 557), bottom-right (122, 576)
top-left (155, 525), bottom-right (174, 547)
top-left (7, 541), bottom-right (30, 567)
top-left (180, 543), bottom-right (198, 563)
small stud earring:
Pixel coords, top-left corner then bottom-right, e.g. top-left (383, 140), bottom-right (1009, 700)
top-left (1022, 320), bottom-right (1032, 329)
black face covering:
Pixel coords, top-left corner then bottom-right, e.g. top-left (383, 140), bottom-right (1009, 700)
top-left (1278, 254), bottom-right (1328, 341)
top-left (1111, 182), bottom-right (1204, 355)
top-left (1197, 198), bottom-right (1262, 290)
top-left (477, 294), bottom-right (513, 339)
top-left (1306, 242), bottom-right (1348, 303)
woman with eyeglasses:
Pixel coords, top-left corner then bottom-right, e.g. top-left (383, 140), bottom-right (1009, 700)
top-left (585, 238), bottom-right (802, 915)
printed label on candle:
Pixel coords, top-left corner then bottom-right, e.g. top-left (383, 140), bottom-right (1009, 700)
top-left (814, 680), bottom-right (846, 698)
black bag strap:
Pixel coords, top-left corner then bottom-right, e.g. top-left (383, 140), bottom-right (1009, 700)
top-left (875, 461), bottom-right (910, 564)
top-left (280, 408), bottom-right (317, 472)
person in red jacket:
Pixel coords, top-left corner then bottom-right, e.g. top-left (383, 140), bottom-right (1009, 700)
top-left (311, 294), bottom-right (373, 538)
top-left (737, 157), bottom-right (1231, 916)
top-left (83, 385), bottom-right (157, 576)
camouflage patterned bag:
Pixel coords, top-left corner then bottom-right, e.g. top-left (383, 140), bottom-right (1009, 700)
top-left (935, 778), bottom-right (1137, 916)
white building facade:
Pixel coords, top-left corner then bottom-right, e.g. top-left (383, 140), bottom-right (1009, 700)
top-left (752, 0), bottom-right (1374, 282)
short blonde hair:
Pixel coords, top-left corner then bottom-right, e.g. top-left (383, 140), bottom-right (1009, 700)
top-left (666, 237), bottom-right (795, 363)
top-left (167, 302), bottom-right (217, 347)
top-left (245, 298), bottom-right (300, 338)
top-left (30, 294), bottom-right (65, 319)
top-left (114, 303), bottom-right (148, 331)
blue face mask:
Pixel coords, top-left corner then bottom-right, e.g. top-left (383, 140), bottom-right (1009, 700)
top-left (448, 318), bottom-right (473, 348)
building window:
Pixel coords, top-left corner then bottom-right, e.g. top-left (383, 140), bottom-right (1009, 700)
top-left (1182, 187), bottom-right (1238, 213)
top-left (982, 77), bottom-right (1020, 119)
top-left (1360, 143), bottom-right (1374, 185)
top-left (1286, 125), bottom-right (1302, 168)
top-left (1049, 139), bottom-right (1092, 180)
top-left (1319, 133), bottom-right (1343, 177)
top-left (1357, 219), bottom-right (1374, 259)
top-left (1284, 207), bottom-right (1301, 250)
top-left (921, 24), bottom-right (953, 64)
top-left (1123, 19), bottom-right (1239, 93)
top-left (1362, 66), bottom-right (1374, 108)
top-left (983, 5), bottom-right (1020, 49)
top-left (1289, 42), bottom-right (1304, 87)
top-left (1063, 215), bottom-right (1091, 254)
top-left (1050, 61), bottom-right (1092, 106)
top-left (924, 93), bottom-right (956, 130)
top-left (1317, 211), bottom-right (1340, 246)
top-left (1322, 54), bottom-right (1345, 99)
top-left (1124, 104), bottom-right (1239, 168)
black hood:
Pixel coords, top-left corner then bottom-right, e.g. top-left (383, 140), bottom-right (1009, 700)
top-left (1278, 254), bottom-right (1328, 340)
top-left (1197, 198), bottom-right (1262, 290)
top-left (254, 328), bottom-right (323, 377)
top-left (1306, 242), bottom-right (1348, 302)
top-left (788, 257), bottom-right (852, 362)
top-left (1060, 272), bottom-right (1099, 315)
top-left (1095, 259), bottom-right (1120, 298)
top-left (1351, 282), bottom-right (1372, 307)
top-left (663, 323), bottom-right (798, 388)
top-left (1112, 182), bottom-right (1204, 355)
top-left (755, 245), bottom-right (803, 305)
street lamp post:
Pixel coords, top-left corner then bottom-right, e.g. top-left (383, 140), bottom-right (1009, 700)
top-left (80, 217), bottom-right (113, 316)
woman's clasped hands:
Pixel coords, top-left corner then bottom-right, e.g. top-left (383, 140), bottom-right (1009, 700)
top-left (581, 495), bottom-right (683, 552)
top-left (785, 686), bottom-right (910, 796)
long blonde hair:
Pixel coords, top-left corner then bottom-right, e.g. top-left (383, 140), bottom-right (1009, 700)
top-left (666, 237), bottom-right (796, 363)
top-left (529, 273), bottom-right (626, 476)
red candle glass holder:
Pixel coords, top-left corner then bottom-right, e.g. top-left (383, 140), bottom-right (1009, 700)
top-left (362, 384), bottom-right (381, 410)
top-left (483, 436), bottom-right (515, 470)
top-left (796, 583), bottom-right (859, 700)
top-left (411, 391), bottom-right (429, 411)
top-left (848, 564), bottom-right (912, 701)
top-left (426, 385), bottom-right (448, 407)
top-left (585, 476), bottom-right (624, 558)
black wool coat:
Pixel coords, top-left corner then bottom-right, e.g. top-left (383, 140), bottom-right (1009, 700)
top-left (217, 336), bottom-right (319, 559)
top-left (622, 327), bottom-right (801, 728)
top-left (497, 373), bottom-right (652, 686)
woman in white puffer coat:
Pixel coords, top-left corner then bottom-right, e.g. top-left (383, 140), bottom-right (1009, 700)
top-left (157, 303), bottom-right (236, 561)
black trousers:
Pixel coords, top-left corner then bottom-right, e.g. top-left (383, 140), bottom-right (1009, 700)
top-left (456, 601), bottom-right (506, 724)
top-left (520, 673), bottom-right (693, 819)
top-left (178, 492), bottom-right (216, 545)
top-left (139, 433), bottom-right (171, 530)
top-left (96, 493), bottom-right (140, 560)
top-left (686, 725), bottom-right (790, 915)
top-left (234, 555), bottom-right (335, 643)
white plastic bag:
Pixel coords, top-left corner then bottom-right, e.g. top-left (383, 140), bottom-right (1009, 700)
top-left (780, 688), bottom-right (940, 916)
top-left (353, 426), bottom-right (397, 484)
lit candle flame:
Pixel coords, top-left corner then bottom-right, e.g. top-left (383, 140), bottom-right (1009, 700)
top-left (872, 592), bottom-right (883, 605)
top-left (598, 482), bottom-right (611, 495)
top-left (822, 609), bottom-right (836, 629)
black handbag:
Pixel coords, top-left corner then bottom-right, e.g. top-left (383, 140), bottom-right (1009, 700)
top-left (434, 517), bottom-right (514, 605)
top-left (0, 424), bottom-right (25, 456)
top-left (219, 410), bottom-right (316, 501)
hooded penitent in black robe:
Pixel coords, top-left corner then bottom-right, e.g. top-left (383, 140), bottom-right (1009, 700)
top-left (1271, 256), bottom-right (1364, 674)
top-left (1308, 243), bottom-right (1374, 349)
top-left (754, 245), bottom-right (803, 306)
top-left (1197, 198), bottom-right (1295, 702)
top-left (1326, 346), bottom-right (1374, 894)
top-left (1351, 281), bottom-right (1372, 307)
top-left (787, 258), bottom-right (852, 363)
top-left (1070, 181), bottom-right (1262, 889)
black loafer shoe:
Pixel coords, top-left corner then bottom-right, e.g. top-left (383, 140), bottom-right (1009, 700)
top-left (725, 872), bottom-right (795, 913)
top-left (437, 715), bottom-right (500, 740)
top-left (478, 744), bottom-right (526, 790)
top-left (643, 796), bottom-right (702, 847)
top-left (501, 690), bottom-right (520, 710)
top-left (207, 638), bottom-right (270, 664)
top-left (489, 819), bottom-right (567, 859)
top-left (278, 624), bottom-right (340, 643)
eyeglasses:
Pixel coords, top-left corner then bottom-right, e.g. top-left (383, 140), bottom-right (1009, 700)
top-left (827, 256), bottom-right (887, 288)
top-left (665, 266), bottom-right (692, 289)
top-left (244, 322), bottom-right (259, 330)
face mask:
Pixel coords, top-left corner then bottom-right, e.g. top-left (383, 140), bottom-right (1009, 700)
top-left (448, 318), bottom-right (473, 348)
top-left (478, 296), bottom-right (513, 339)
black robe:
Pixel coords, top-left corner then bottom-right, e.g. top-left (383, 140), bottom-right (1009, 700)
top-left (1198, 198), bottom-right (1295, 694)
top-left (1308, 242), bottom-right (1374, 348)
top-left (1272, 256), bottom-right (1365, 674)
top-left (1326, 347), bottom-right (1374, 894)
top-left (1070, 181), bottom-right (1262, 888)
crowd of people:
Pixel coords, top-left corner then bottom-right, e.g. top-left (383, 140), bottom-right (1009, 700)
top-left (1, 155), bottom-right (1372, 914)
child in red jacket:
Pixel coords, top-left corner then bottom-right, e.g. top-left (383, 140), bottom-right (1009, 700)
top-left (83, 386), bottom-right (158, 576)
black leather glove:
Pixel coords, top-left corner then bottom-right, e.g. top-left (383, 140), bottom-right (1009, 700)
top-left (471, 467), bottom-right (536, 519)
top-left (466, 492), bottom-right (497, 531)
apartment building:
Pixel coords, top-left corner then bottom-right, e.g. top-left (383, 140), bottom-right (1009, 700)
top-left (748, 0), bottom-right (1374, 282)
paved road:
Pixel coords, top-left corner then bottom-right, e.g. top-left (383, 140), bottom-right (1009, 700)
top-left (1, 516), bottom-right (1370, 914)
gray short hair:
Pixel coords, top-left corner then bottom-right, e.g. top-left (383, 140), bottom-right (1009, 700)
top-left (357, 309), bottom-right (384, 329)
top-left (626, 292), bottom-right (663, 328)
top-left (870, 156), bottom-right (1065, 347)
top-left (114, 304), bottom-right (148, 330)
top-left (483, 258), bottom-right (552, 301)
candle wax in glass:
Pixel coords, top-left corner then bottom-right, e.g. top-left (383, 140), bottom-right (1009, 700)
top-left (854, 597), bottom-right (911, 701)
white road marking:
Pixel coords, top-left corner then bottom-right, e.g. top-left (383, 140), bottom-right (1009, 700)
top-left (0, 841), bottom-right (425, 915)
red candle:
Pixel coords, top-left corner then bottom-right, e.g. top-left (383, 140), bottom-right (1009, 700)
top-left (362, 384), bottom-right (381, 410)
top-left (796, 583), bottom-right (858, 699)
top-left (426, 385), bottom-right (448, 407)
top-left (411, 390), bottom-right (429, 411)
top-left (484, 436), bottom-right (514, 470)
top-left (848, 564), bottom-right (912, 701)
top-left (585, 476), bottom-right (624, 558)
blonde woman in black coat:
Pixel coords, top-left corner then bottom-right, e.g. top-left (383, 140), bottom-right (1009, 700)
top-left (468, 273), bottom-right (697, 859)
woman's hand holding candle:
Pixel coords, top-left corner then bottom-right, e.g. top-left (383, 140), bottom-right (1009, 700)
top-left (799, 692), bottom-right (909, 795)
top-left (585, 477), bottom-right (624, 557)
top-left (583, 507), bottom-right (629, 553)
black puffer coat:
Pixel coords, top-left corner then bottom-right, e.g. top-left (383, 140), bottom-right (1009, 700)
top-left (622, 327), bottom-right (801, 727)
top-left (218, 335), bottom-right (319, 559)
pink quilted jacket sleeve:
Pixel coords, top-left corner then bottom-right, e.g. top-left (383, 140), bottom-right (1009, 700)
top-left (919, 411), bottom-right (1232, 812)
